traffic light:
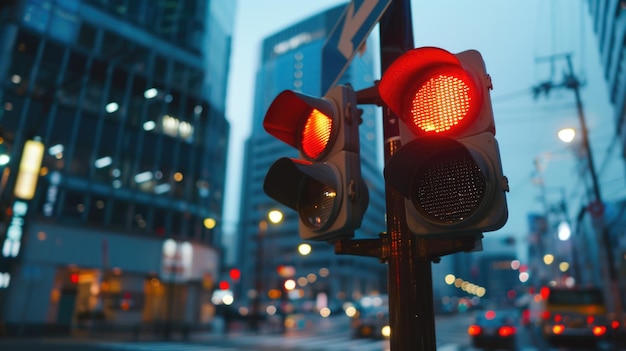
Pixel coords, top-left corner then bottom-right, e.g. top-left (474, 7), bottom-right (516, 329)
top-left (378, 47), bottom-right (508, 236)
top-left (263, 84), bottom-right (368, 241)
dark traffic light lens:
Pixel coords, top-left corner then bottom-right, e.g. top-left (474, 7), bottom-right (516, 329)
top-left (298, 179), bottom-right (337, 229)
top-left (411, 151), bottom-right (486, 224)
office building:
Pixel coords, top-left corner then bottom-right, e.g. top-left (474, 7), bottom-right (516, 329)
top-left (0, 0), bottom-right (234, 334)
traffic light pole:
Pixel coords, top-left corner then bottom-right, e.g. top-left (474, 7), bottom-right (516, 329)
top-left (379, 1), bottom-right (436, 350)
top-left (338, 3), bottom-right (495, 348)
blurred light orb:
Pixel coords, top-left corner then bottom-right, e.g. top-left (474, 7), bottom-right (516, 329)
top-left (543, 254), bottom-right (555, 265)
top-left (268, 209), bottom-right (283, 224)
top-left (298, 243), bottom-right (312, 256)
top-left (557, 221), bottom-right (571, 241)
top-left (319, 307), bottom-right (331, 318)
top-left (558, 128), bottom-right (576, 143)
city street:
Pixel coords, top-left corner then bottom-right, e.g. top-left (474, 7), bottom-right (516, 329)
top-left (0, 314), bottom-right (462, 351)
top-left (2, 312), bottom-right (610, 351)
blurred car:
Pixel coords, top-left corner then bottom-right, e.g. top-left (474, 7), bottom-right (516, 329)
top-left (468, 309), bottom-right (517, 350)
top-left (540, 286), bottom-right (609, 348)
top-left (352, 306), bottom-right (390, 339)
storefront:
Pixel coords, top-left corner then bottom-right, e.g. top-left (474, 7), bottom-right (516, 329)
top-left (2, 221), bottom-right (219, 334)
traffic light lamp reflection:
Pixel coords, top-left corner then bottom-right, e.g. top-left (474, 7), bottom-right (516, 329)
top-left (299, 180), bottom-right (337, 230)
top-left (301, 109), bottom-right (333, 159)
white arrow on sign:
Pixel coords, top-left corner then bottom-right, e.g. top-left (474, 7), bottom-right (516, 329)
top-left (321, 0), bottom-right (391, 94)
top-left (338, 0), bottom-right (378, 59)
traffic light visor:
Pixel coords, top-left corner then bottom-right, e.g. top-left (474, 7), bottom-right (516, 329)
top-left (379, 47), bottom-right (481, 137)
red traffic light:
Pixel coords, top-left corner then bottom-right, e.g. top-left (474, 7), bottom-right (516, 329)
top-left (379, 47), bottom-right (493, 138)
top-left (70, 272), bottom-right (79, 284)
top-left (381, 47), bottom-right (508, 237)
top-left (263, 85), bottom-right (367, 241)
top-left (263, 90), bottom-right (338, 161)
top-left (229, 268), bottom-right (241, 281)
top-left (301, 109), bottom-right (333, 160)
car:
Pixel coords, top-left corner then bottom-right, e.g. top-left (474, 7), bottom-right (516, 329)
top-left (539, 286), bottom-right (609, 348)
top-left (468, 309), bottom-right (517, 350)
top-left (352, 306), bottom-right (390, 339)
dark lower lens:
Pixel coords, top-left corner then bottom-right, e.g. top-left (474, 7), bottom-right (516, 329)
top-left (298, 179), bottom-right (337, 229)
top-left (412, 153), bottom-right (485, 224)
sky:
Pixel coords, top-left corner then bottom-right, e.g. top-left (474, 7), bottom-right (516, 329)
top-left (224, 0), bottom-right (624, 258)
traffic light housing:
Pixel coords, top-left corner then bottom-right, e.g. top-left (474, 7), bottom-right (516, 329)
top-left (379, 47), bottom-right (508, 237)
top-left (263, 84), bottom-right (368, 241)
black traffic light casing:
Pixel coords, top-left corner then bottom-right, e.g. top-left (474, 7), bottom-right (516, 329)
top-left (263, 84), bottom-right (368, 241)
top-left (379, 47), bottom-right (508, 237)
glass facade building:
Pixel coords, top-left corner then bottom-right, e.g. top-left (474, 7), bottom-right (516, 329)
top-left (0, 0), bottom-right (234, 334)
top-left (235, 4), bottom-right (388, 312)
top-left (587, 0), bottom-right (626, 164)
top-left (585, 0), bottom-right (626, 306)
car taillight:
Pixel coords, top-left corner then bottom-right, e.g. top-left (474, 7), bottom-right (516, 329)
top-left (554, 314), bottom-right (562, 322)
top-left (468, 325), bottom-right (482, 336)
top-left (611, 320), bottom-right (621, 329)
top-left (542, 311), bottom-right (551, 320)
top-left (552, 324), bottom-right (565, 335)
top-left (592, 326), bottom-right (607, 336)
top-left (498, 326), bottom-right (516, 337)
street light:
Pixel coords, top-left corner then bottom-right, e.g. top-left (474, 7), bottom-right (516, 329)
top-left (557, 221), bottom-right (571, 241)
top-left (557, 128), bottom-right (576, 143)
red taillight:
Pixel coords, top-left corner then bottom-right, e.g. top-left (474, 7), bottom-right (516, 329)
top-left (300, 109), bottom-right (333, 159)
top-left (554, 314), bottom-right (562, 322)
top-left (498, 326), bottom-right (516, 337)
top-left (408, 70), bottom-right (476, 134)
top-left (552, 324), bottom-right (565, 335)
top-left (586, 315), bottom-right (594, 324)
top-left (468, 325), bottom-right (482, 336)
top-left (485, 310), bottom-right (496, 320)
top-left (542, 311), bottom-right (551, 320)
top-left (592, 326), bottom-right (607, 336)
top-left (70, 273), bottom-right (79, 284)
top-left (611, 320), bottom-right (620, 329)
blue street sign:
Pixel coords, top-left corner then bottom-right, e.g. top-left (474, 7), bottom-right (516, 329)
top-left (321, 0), bottom-right (391, 95)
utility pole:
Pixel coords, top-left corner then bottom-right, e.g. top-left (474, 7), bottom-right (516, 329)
top-left (533, 53), bottom-right (624, 323)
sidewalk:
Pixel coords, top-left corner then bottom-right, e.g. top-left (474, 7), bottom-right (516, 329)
top-left (0, 314), bottom-right (348, 344)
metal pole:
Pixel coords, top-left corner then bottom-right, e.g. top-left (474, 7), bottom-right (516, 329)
top-left (564, 55), bottom-right (624, 322)
top-left (379, 1), bottom-right (437, 350)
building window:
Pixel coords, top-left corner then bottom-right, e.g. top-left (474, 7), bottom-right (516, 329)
top-left (61, 189), bottom-right (86, 221)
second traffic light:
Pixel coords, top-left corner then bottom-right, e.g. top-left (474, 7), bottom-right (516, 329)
top-left (378, 47), bottom-right (508, 237)
top-left (263, 84), bottom-right (368, 241)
